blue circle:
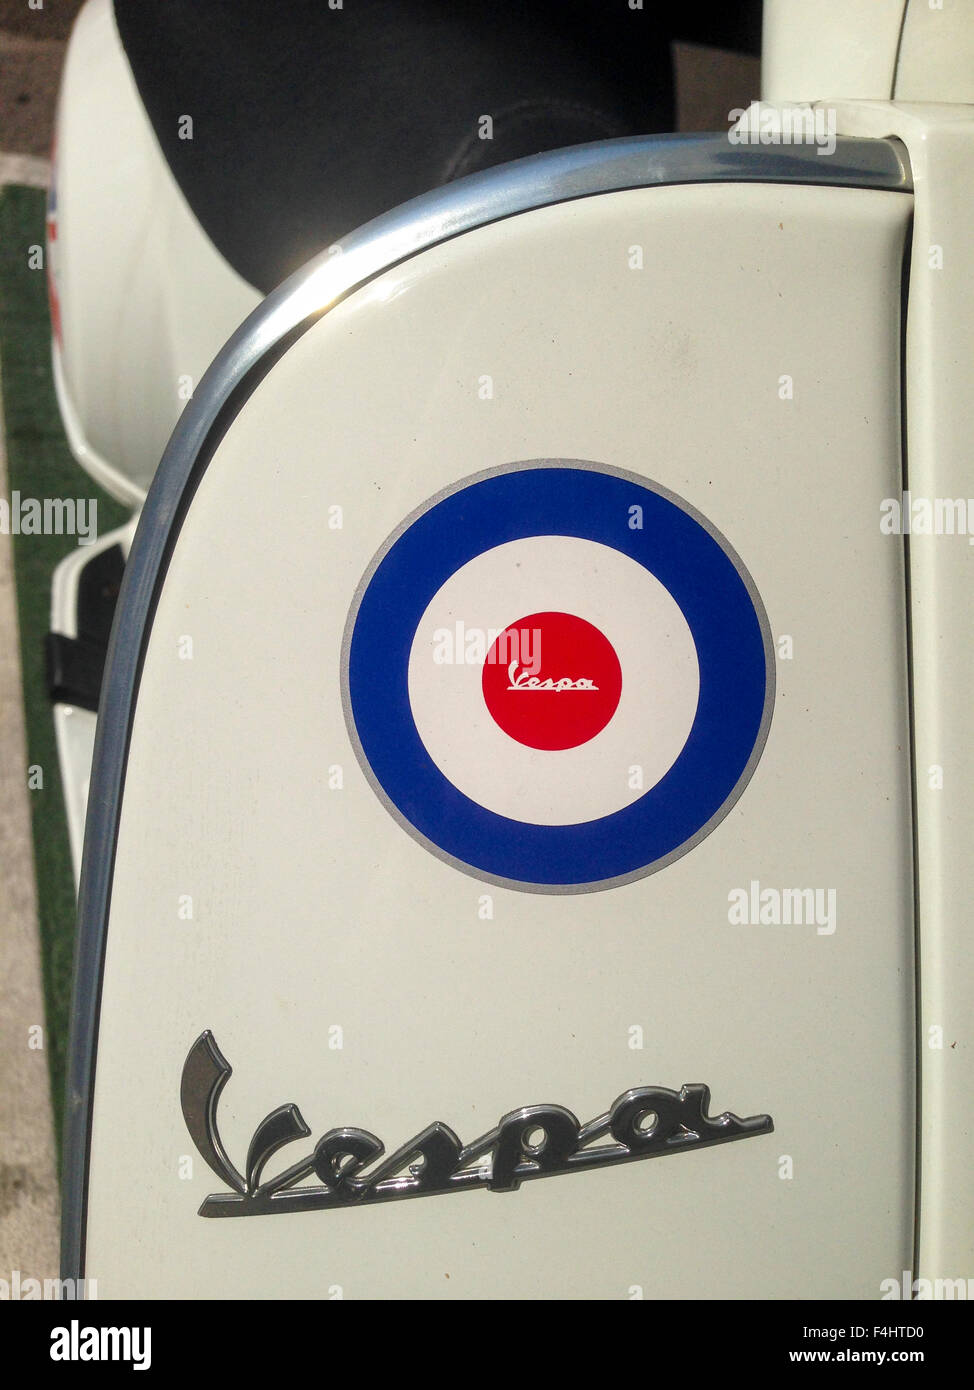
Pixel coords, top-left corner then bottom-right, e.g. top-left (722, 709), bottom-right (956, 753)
top-left (345, 464), bottom-right (772, 891)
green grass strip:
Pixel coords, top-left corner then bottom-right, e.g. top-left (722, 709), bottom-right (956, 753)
top-left (0, 185), bottom-right (130, 1161)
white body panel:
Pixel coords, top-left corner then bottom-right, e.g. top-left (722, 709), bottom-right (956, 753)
top-left (52, 702), bottom-right (96, 891)
top-left (763, 0), bottom-right (974, 108)
top-left (51, 0), bottom-right (261, 504)
top-left (732, 94), bottom-right (974, 1288)
top-left (84, 182), bottom-right (915, 1297)
top-left (821, 97), bottom-right (974, 1294)
top-left (762, 0), bottom-right (906, 103)
top-left (895, 1), bottom-right (974, 103)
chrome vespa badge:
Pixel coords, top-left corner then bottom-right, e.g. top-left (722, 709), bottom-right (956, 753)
top-left (181, 1031), bottom-right (774, 1218)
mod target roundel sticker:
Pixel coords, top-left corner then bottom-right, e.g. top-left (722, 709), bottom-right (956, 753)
top-left (343, 461), bottom-right (774, 893)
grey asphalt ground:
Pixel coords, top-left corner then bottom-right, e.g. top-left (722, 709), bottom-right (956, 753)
top-left (0, 4), bottom-right (757, 1292)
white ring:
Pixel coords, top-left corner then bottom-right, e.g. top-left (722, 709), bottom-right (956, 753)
top-left (407, 537), bottom-right (700, 825)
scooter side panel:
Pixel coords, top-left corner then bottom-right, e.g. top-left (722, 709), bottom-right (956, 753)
top-left (83, 181), bottom-right (914, 1298)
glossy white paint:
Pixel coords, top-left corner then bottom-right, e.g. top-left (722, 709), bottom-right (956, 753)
top-left (52, 703), bottom-right (96, 891)
top-left (762, 0), bottom-right (906, 103)
top-left (895, 0), bottom-right (974, 104)
top-left (84, 181), bottom-right (915, 1297)
top-left (52, 0), bottom-right (261, 504)
top-left (825, 97), bottom-right (974, 1294)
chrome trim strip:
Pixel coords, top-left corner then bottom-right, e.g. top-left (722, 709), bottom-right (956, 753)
top-left (62, 130), bottom-right (913, 1281)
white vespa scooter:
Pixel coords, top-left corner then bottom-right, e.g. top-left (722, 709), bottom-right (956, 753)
top-left (51, 0), bottom-right (974, 1298)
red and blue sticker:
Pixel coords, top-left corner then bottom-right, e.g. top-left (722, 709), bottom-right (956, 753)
top-left (343, 461), bottom-right (773, 893)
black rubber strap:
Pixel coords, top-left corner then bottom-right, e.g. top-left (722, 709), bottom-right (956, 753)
top-left (46, 544), bottom-right (125, 713)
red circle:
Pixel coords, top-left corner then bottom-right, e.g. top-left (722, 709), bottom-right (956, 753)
top-left (482, 611), bottom-right (622, 751)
